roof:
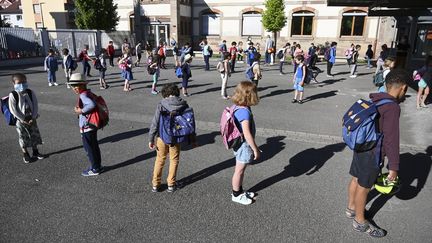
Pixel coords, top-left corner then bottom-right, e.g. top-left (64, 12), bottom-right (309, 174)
top-left (0, 0), bottom-right (20, 14)
top-left (327, 0), bottom-right (432, 16)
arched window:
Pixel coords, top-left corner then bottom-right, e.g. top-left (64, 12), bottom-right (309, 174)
top-left (291, 11), bottom-right (314, 36)
top-left (341, 10), bottom-right (367, 36)
top-left (242, 11), bottom-right (262, 36)
top-left (201, 12), bottom-right (220, 36)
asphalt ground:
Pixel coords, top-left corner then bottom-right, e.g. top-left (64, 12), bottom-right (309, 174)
top-left (0, 58), bottom-right (431, 242)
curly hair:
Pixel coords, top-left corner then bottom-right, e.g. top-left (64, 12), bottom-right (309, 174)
top-left (161, 83), bottom-right (180, 98)
top-left (231, 81), bottom-right (259, 106)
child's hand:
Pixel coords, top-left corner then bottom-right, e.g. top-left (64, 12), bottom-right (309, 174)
top-left (300, 82), bottom-right (304, 87)
top-left (253, 149), bottom-right (261, 161)
top-left (74, 107), bottom-right (82, 114)
top-left (148, 142), bottom-right (155, 150)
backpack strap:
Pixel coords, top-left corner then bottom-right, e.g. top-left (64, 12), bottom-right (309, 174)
top-left (11, 91), bottom-right (19, 110)
top-left (375, 98), bottom-right (394, 107)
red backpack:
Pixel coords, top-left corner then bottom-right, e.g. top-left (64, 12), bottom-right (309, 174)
top-left (220, 105), bottom-right (243, 150)
top-left (79, 91), bottom-right (109, 129)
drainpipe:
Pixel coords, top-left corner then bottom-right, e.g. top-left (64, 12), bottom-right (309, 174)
top-left (373, 16), bottom-right (381, 59)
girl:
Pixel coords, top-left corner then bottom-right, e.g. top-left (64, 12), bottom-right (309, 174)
top-left (237, 41), bottom-right (244, 63)
top-left (365, 44), bottom-right (374, 69)
top-left (98, 48), bottom-right (108, 89)
top-left (149, 54), bottom-right (160, 95)
top-left (375, 44), bottom-right (389, 74)
top-left (230, 81), bottom-right (260, 205)
top-left (292, 55), bottom-right (306, 104)
top-left (293, 44), bottom-right (304, 73)
top-left (62, 48), bottom-right (73, 88)
top-left (217, 52), bottom-right (231, 99)
top-left (414, 55), bottom-right (432, 109)
top-left (378, 57), bottom-right (396, 93)
top-left (119, 52), bottom-right (133, 92)
top-left (279, 42), bottom-right (291, 75)
top-left (349, 44), bottom-right (361, 78)
top-left (181, 54), bottom-right (193, 97)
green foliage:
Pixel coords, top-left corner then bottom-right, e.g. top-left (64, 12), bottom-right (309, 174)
top-left (262, 0), bottom-right (287, 33)
top-left (75, 0), bottom-right (119, 31)
top-left (0, 19), bottom-right (11, 27)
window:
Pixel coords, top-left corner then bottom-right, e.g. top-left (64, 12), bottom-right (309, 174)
top-left (341, 11), bottom-right (366, 36)
top-left (33, 4), bottom-right (41, 14)
top-left (35, 22), bottom-right (43, 29)
top-left (16, 15), bottom-right (22, 21)
top-left (242, 12), bottom-right (262, 36)
top-left (202, 13), bottom-right (220, 36)
top-left (3, 15), bottom-right (10, 20)
top-left (291, 11), bottom-right (314, 36)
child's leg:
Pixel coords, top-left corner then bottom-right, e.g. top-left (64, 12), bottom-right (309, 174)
top-left (152, 138), bottom-right (168, 187)
top-left (294, 90), bottom-right (298, 100)
top-left (167, 143), bottom-right (181, 186)
top-left (421, 86), bottom-right (430, 106)
top-left (81, 130), bottom-right (102, 171)
top-left (347, 177), bottom-right (358, 210)
top-left (221, 74), bottom-right (228, 97)
top-left (417, 87), bottom-right (424, 107)
top-left (152, 74), bottom-right (158, 91)
top-left (232, 162), bottom-right (247, 192)
top-left (354, 184), bottom-right (371, 223)
top-left (299, 91), bottom-right (304, 101)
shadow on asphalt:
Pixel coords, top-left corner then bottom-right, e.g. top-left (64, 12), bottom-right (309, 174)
top-left (366, 146), bottom-right (432, 219)
top-left (177, 136), bottom-right (287, 188)
top-left (248, 142), bottom-right (345, 193)
top-left (318, 78), bottom-right (345, 86)
top-left (259, 89), bottom-right (294, 99)
top-left (192, 85), bottom-right (236, 96)
top-left (182, 131), bottom-right (219, 151)
top-left (303, 90), bottom-right (338, 103)
top-left (257, 85), bottom-right (277, 92)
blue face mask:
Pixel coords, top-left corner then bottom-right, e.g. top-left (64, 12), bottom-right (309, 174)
top-left (14, 83), bottom-right (28, 92)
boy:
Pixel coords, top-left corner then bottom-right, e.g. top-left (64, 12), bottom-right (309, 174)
top-left (365, 44), bottom-right (374, 69)
top-left (67, 73), bottom-right (104, 176)
top-left (62, 48), bottom-right (73, 88)
top-left (181, 54), bottom-right (193, 97)
top-left (349, 45), bottom-right (361, 78)
top-left (79, 45), bottom-right (92, 77)
top-left (327, 42), bottom-right (337, 77)
top-left (148, 83), bottom-right (195, 192)
top-left (98, 48), bottom-right (108, 89)
top-left (135, 41), bottom-right (142, 67)
top-left (107, 41), bottom-right (115, 67)
top-left (8, 73), bottom-right (45, 163)
top-left (229, 41), bottom-right (238, 72)
top-left (251, 53), bottom-right (262, 87)
top-left (44, 49), bottom-right (58, 86)
top-left (292, 55), bottom-right (306, 104)
top-left (346, 69), bottom-right (410, 238)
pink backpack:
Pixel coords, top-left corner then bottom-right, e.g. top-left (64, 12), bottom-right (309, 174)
top-left (220, 105), bottom-right (243, 150)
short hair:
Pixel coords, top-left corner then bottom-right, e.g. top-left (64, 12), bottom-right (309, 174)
top-left (48, 48), bottom-right (54, 54)
top-left (383, 57), bottom-right (396, 68)
top-left (231, 41), bottom-right (237, 46)
top-left (100, 48), bottom-right (106, 54)
top-left (161, 83), bottom-right (180, 98)
top-left (11, 73), bottom-right (26, 83)
top-left (223, 40), bottom-right (226, 43)
top-left (356, 44), bottom-right (361, 49)
top-left (285, 42), bottom-right (291, 47)
top-left (295, 55), bottom-right (304, 62)
top-left (203, 40), bottom-right (208, 45)
top-left (296, 44), bottom-right (301, 48)
top-left (385, 69), bottom-right (411, 88)
top-left (223, 52), bottom-right (231, 60)
top-left (382, 44), bottom-right (388, 50)
top-left (368, 44), bottom-right (373, 48)
top-left (185, 42), bottom-right (190, 46)
top-left (109, 40), bottom-right (113, 44)
top-left (254, 53), bottom-right (261, 62)
top-left (84, 44), bottom-right (89, 49)
top-left (62, 48), bottom-right (69, 55)
top-left (231, 81), bottom-right (259, 106)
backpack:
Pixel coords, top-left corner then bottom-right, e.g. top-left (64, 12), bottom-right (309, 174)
top-left (373, 71), bottom-right (385, 87)
top-left (248, 48), bottom-right (257, 60)
top-left (220, 105), bottom-right (244, 150)
top-left (147, 65), bottom-right (156, 75)
top-left (70, 58), bottom-right (78, 71)
top-left (80, 91), bottom-right (109, 130)
top-left (1, 90), bottom-right (33, 126)
top-left (245, 63), bottom-right (257, 81)
top-left (159, 106), bottom-right (196, 145)
top-left (208, 47), bottom-right (213, 58)
top-left (342, 99), bottom-right (393, 152)
top-left (78, 52), bottom-right (84, 62)
top-left (158, 47), bottom-right (165, 57)
top-left (324, 48), bottom-right (331, 61)
top-left (175, 66), bottom-right (183, 78)
top-left (217, 61), bottom-right (225, 73)
top-left (277, 49), bottom-right (284, 59)
top-left (94, 58), bottom-right (102, 70)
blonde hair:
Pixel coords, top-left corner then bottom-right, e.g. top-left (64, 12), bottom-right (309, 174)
top-left (231, 81), bottom-right (259, 106)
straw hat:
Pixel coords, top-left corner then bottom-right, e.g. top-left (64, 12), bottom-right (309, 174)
top-left (67, 73), bottom-right (88, 85)
top-left (184, 54), bottom-right (193, 62)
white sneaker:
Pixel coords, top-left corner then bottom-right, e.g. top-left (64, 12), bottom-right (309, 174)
top-left (53, 82), bottom-right (59, 86)
top-left (67, 84), bottom-right (71, 89)
top-left (232, 193), bottom-right (253, 205)
top-left (245, 191), bottom-right (255, 199)
top-left (48, 83), bottom-right (53, 87)
top-left (349, 75), bottom-right (357, 78)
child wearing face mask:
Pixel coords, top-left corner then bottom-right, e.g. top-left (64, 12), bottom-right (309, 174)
top-left (8, 73), bottom-right (45, 163)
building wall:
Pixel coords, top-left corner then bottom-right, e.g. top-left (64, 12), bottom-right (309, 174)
top-left (115, 0), bottom-right (134, 31)
top-left (22, 0), bottom-right (70, 30)
top-left (1, 13), bottom-right (23, 27)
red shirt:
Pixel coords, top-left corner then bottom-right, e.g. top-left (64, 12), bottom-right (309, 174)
top-left (229, 47), bottom-right (237, 59)
top-left (107, 45), bottom-right (115, 56)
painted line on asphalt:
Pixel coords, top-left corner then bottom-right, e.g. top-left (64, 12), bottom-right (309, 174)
top-left (39, 103), bottom-right (426, 152)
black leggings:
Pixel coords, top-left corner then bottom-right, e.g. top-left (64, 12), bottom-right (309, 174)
top-left (327, 61), bottom-right (333, 75)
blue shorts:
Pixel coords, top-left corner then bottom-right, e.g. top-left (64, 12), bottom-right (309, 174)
top-left (418, 78), bottom-right (428, 89)
top-left (233, 142), bottom-right (253, 164)
top-left (293, 78), bottom-right (304, 92)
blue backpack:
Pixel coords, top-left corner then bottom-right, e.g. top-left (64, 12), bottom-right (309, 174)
top-left (245, 63), bottom-right (256, 81)
top-left (1, 90), bottom-right (33, 126)
top-left (175, 66), bottom-right (183, 78)
top-left (159, 106), bottom-right (196, 145)
top-left (342, 99), bottom-right (393, 152)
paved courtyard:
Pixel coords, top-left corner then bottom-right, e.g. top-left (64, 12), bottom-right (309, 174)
top-left (0, 58), bottom-right (431, 242)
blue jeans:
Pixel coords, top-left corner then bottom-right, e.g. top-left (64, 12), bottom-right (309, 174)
top-left (265, 52), bottom-right (270, 64)
top-left (82, 61), bottom-right (91, 76)
top-left (81, 130), bottom-right (102, 170)
top-left (367, 57), bottom-right (372, 67)
top-left (47, 70), bottom-right (56, 83)
top-left (204, 55), bottom-right (210, 70)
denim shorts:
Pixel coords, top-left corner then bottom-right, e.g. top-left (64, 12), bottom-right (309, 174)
top-left (418, 78), bottom-right (428, 89)
top-left (293, 78), bottom-right (304, 92)
top-left (233, 142), bottom-right (254, 164)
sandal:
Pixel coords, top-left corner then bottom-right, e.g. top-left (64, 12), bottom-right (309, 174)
top-left (345, 208), bottom-right (355, 219)
top-left (353, 219), bottom-right (386, 238)
top-left (291, 99), bottom-right (297, 103)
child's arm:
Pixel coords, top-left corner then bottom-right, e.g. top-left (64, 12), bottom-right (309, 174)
top-left (241, 120), bottom-right (260, 160)
top-left (300, 65), bottom-right (307, 85)
top-left (148, 104), bottom-right (162, 149)
top-left (75, 93), bottom-right (95, 115)
top-left (8, 93), bottom-right (26, 123)
top-left (30, 91), bottom-right (38, 120)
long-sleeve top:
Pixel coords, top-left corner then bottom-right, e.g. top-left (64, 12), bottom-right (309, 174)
top-left (107, 45), bottom-right (115, 56)
top-left (44, 55), bottom-right (58, 72)
top-left (63, 54), bottom-right (73, 70)
top-left (77, 90), bottom-right (96, 133)
top-left (329, 47), bottom-right (336, 64)
top-left (8, 89), bottom-right (38, 122)
top-left (265, 38), bottom-right (274, 51)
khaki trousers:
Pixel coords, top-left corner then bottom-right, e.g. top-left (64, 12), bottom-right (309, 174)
top-left (152, 138), bottom-right (181, 187)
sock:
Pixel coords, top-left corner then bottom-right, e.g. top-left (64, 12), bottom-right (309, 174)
top-left (232, 186), bottom-right (244, 197)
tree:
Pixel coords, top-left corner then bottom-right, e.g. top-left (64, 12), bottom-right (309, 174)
top-left (75, 0), bottom-right (119, 31)
top-left (262, 0), bottom-right (287, 48)
top-left (0, 19), bottom-right (11, 27)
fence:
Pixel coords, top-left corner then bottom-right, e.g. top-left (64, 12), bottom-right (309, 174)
top-left (0, 27), bottom-right (43, 60)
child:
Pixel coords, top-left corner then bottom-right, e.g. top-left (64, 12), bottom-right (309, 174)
top-left (251, 53), bottom-right (262, 87)
top-left (107, 41), bottom-right (115, 67)
top-left (67, 73), bottom-right (104, 176)
top-left (8, 73), bottom-right (45, 163)
top-left (237, 41), bottom-right (244, 63)
top-left (345, 43), bottom-right (355, 67)
top-left (349, 44), bottom-right (361, 78)
top-left (181, 54), bottom-right (193, 97)
top-left (44, 48), bottom-right (58, 86)
top-left (149, 54), bottom-right (160, 95)
top-left (119, 52), bottom-right (133, 92)
top-left (148, 83), bottom-right (194, 192)
top-left (229, 41), bottom-right (237, 72)
top-left (327, 42), bottom-right (337, 77)
top-left (378, 57), bottom-right (396, 93)
top-left (346, 69), bottom-right (409, 238)
top-left (98, 48), bottom-right (108, 89)
top-left (365, 44), bottom-right (374, 69)
top-left (414, 55), bottom-right (432, 109)
top-left (279, 43), bottom-right (291, 75)
top-left (134, 41), bottom-right (142, 67)
top-left (217, 52), bottom-right (231, 99)
top-left (230, 81), bottom-right (260, 205)
top-left (292, 55), bottom-right (306, 104)
top-left (79, 45), bottom-right (92, 77)
top-left (62, 48), bottom-right (73, 88)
